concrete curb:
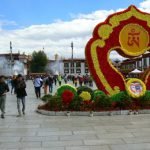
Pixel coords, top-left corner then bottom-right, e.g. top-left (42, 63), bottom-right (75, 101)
top-left (36, 109), bottom-right (150, 116)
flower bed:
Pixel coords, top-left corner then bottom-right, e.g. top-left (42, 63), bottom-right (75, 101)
top-left (38, 84), bottom-right (150, 113)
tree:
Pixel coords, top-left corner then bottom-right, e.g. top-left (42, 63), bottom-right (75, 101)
top-left (30, 50), bottom-right (48, 73)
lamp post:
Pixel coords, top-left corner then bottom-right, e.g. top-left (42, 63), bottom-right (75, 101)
top-left (71, 42), bottom-right (73, 60)
top-left (71, 42), bottom-right (74, 74)
top-left (10, 41), bottom-right (13, 75)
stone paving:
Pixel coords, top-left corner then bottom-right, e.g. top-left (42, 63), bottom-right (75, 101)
top-left (1, 81), bottom-right (150, 150)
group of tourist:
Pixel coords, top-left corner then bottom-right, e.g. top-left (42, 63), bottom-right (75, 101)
top-left (66, 74), bottom-right (93, 87)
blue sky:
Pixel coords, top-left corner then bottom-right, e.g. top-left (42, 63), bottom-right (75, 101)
top-left (0, 0), bottom-right (149, 58)
top-left (0, 0), bottom-right (143, 30)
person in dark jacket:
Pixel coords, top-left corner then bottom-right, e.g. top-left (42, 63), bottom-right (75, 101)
top-left (15, 74), bottom-right (27, 117)
top-left (0, 75), bottom-right (9, 119)
top-left (48, 75), bottom-right (53, 93)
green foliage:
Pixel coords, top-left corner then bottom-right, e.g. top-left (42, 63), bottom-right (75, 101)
top-left (139, 91), bottom-right (150, 107)
top-left (68, 96), bottom-right (83, 111)
top-left (94, 94), bottom-right (112, 109)
top-left (111, 91), bottom-right (132, 109)
top-left (111, 91), bottom-right (131, 102)
top-left (57, 84), bottom-right (77, 97)
top-left (77, 86), bottom-right (93, 96)
top-left (92, 90), bottom-right (106, 101)
top-left (48, 95), bottom-right (62, 111)
top-left (30, 50), bottom-right (48, 73)
top-left (41, 94), bottom-right (52, 102)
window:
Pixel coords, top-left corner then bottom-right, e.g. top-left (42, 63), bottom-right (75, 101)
top-left (64, 63), bottom-right (69, 67)
top-left (85, 63), bottom-right (88, 67)
top-left (143, 58), bottom-right (147, 67)
top-left (76, 69), bottom-right (81, 73)
top-left (76, 62), bottom-right (81, 67)
top-left (71, 69), bottom-right (74, 74)
top-left (64, 69), bottom-right (69, 73)
top-left (85, 69), bottom-right (89, 73)
top-left (70, 62), bottom-right (74, 67)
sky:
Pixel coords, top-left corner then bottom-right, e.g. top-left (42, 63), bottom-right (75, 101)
top-left (0, 0), bottom-right (149, 59)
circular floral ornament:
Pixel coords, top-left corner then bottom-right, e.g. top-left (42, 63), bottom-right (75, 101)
top-left (57, 84), bottom-right (77, 97)
top-left (126, 78), bottom-right (146, 98)
top-left (79, 91), bottom-right (91, 101)
top-left (61, 90), bottom-right (74, 104)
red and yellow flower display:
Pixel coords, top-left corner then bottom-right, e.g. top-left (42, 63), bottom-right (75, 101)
top-left (85, 5), bottom-right (150, 98)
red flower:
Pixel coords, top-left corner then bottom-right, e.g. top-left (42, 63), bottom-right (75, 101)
top-left (61, 90), bottom-right (74, 104)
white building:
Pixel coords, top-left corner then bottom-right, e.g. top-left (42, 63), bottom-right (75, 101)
top-left (48, 57), bottom-right (89, 75)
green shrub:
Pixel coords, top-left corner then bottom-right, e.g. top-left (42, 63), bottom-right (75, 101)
top-left (94, 94), bottom-right (112, 109)
top-left (77, 86), bottom-right (93, 96)
top-left (41, 94), bottom-right (52, 102)
top-left (111, 91), bottom-right (132, 109)
top-left (92, 90), bottom-right (106, 101)
top-left (68, 96), bottom-right (83, 111)
top-left (48, 95), bottom-right (62, 111)
top-left (139, 90), bottom-right (150, 107)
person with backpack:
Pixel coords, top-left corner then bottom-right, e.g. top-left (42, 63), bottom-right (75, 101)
top-left (0, 75), bottom-right (9, 119)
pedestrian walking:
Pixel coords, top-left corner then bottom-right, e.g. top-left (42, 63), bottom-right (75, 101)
top-left (53, 76), bottom-right (57, 86)
top-left (15, 74), bottom-right (27, 117)
top-left (11, 76), bottom-right (16, 94)
top-left (74, 75), bottom-right (78, 87)
top-left (57, 74), bottom-right (62, 86)
top-left (48, 75), bottom-right (53, 93)
top-left (0, 75), bottom-right (9, 119)
top-left (43, 76), bottom-right (48, 95)
top-left (33, 76), bottom-right (43, 99)
top-left (79, 75), bottom-right (83, 86)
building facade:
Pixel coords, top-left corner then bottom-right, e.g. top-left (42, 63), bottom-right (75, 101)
top-left (48, 58), bottom-right (89, 75)
top-left (120, 52), bottom-right (150, 75)
top-left (0, 53), bottom-right (31, 76)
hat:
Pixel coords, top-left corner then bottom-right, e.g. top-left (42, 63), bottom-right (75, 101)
top-left (17, 74), bottom-right (22, 78)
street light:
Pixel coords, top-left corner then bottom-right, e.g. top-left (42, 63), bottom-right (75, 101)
top-left (71, 42), bottom-right (74, 74)
top-left (10, 41), bottom-right (13, 75)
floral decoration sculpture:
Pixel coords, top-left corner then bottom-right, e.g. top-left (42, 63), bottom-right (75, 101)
top-left (85, 5), bottom-right (150, 98)
top-left (57, 84), bottom-right (77, 104)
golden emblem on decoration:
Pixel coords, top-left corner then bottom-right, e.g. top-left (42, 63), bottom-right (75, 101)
top-left (119, 23), bottom-right (149, 56)
top-left (126, 78), bottom-right (146, 98)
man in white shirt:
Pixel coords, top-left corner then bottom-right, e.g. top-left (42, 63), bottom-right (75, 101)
top-left (33, 76), bottom-right (43, 99)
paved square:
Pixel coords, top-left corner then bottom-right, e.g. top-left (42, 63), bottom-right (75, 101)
top-left (1, 81), bottom-right (150, 150)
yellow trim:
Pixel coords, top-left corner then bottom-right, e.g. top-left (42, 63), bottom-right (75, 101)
top-left (126, 78), bottom-right (146, 98)
top-left (98, 24), bottom-right (113, 40)
top-left (98, 6), bottom-right (150, 41)
top-left (91, 40), bottom-right (122, 96)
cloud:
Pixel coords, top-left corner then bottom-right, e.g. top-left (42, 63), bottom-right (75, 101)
top-left (0, 0), bottom-right (150, 60)
top-left (0, 9), bottom-right (114, 59)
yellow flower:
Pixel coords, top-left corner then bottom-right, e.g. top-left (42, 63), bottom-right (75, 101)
top-left (79, 91), bottom-right (91, 101)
